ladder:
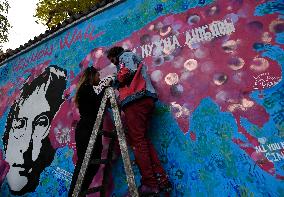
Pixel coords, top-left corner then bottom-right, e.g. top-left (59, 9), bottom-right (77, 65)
top-left (72, 87), bottom-right (139, 197)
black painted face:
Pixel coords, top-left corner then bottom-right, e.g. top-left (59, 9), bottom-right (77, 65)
top-left (3, 65), bottom-right (66, 195)
top-left (5, 84), bottom-right (53, 194)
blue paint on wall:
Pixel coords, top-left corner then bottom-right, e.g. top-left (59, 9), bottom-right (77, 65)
top-left (0, 0), bottom-right (284, 196)
top-left (112, 99), bottom-right (284, 196)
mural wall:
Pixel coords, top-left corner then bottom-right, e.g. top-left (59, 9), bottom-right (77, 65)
top-left (0, 0), bottom-right (283, 196)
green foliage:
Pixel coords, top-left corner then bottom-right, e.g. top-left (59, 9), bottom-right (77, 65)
top-left (35, 0), bottom-right (100, 29)
top-left (0, 0), bottom-right (11, 49)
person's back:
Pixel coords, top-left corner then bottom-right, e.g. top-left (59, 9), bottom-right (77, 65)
top-left (69, 67), bottom-right (113, 196)
top-left (113, 50), bottom-right (157, 107)
top-left (77, 82), bottom-right (104, 121)
top-left (107, 47), bottom-right (172, 196)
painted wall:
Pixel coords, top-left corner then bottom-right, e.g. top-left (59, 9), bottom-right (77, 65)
top-left (0, 0), bottom-right (284, 196)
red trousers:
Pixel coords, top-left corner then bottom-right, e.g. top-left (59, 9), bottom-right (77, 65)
top-left (123, 97), bottom-right (167, 187)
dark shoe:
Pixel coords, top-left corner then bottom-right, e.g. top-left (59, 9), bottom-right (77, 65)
top-left (138, 185), bottom-right (160, 197)
top-left (155, 173), bottom-right (173, 192)
top-left (159, 180), bottom-right (173, 193)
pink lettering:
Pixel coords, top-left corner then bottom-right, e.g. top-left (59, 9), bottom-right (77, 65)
top-left (60, 29), bottom-right (77, 49)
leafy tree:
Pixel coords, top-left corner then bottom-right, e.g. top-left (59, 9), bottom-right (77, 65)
top-left (0, 0), bottom-right (11, 50)
top-left (35, 0), bottom-right (100, 28)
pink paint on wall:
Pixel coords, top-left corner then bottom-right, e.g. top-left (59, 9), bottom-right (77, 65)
top-left (77, 1), bottom-right (282, 178)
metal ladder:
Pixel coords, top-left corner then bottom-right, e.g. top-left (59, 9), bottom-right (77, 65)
top-left (72, 87), bottom-right (139, 197)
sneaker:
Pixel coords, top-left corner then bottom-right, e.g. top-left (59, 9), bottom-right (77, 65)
top-left (138, 185), bottom-right (160, 197)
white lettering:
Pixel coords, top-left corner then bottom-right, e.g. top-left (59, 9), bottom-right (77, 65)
top-left (172, 35), bottom-right (181, 48)
top-left (217, 21), bottom-right (227, 35)
top-left (141, 43), bottom-right (154, 58)
top-left (276, 152), bottom-right (284, 160)
top-left (162, 37), bottom-right (174, 52)
top-left (255, 145), bottom-right (267, 153)
top-left (135, 18), bottom-right (236, 57)
top-left (153, 39), bottom-right (164, 56)
top-left (209, 22), bottom-right (221, 37)
top-left (224, 19), bottom-right (235, 35)
top-left (280, 142), bottom-right (284, 149)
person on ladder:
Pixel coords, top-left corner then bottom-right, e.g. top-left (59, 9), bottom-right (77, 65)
top-left (68, 66), bottom-right (114, 197)
top-left (107, 46), bottom-right (172, 197)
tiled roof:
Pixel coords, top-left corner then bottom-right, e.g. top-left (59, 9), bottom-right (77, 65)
top-left (0, 0), bottom-right (121, 65)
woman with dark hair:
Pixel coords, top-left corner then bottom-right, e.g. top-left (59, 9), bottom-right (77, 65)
top-left (69, 66), bottom-right (114, 196)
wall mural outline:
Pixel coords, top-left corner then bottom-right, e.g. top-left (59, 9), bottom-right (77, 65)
top-left (0, 0), bottom-right (283, 196)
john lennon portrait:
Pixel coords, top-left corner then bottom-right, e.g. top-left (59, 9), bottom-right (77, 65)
top-left (2, 65), bottom-right (67, 195)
